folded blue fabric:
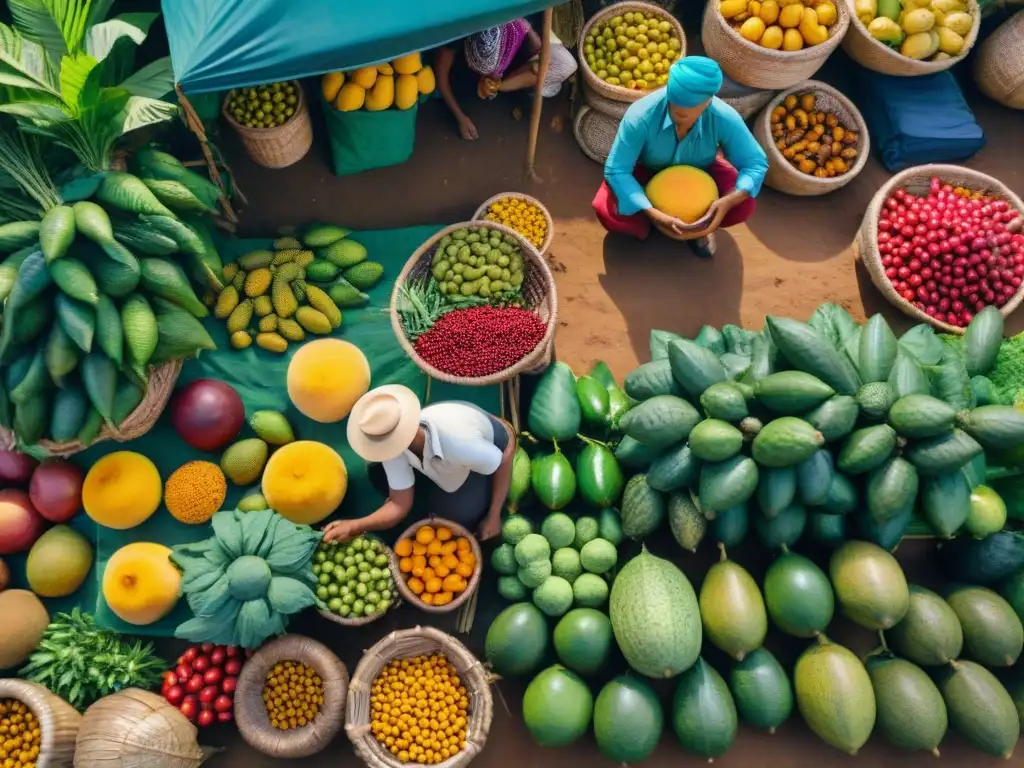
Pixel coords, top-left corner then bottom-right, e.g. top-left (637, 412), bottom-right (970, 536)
top-left (853, 69), bottom-right (986, 172)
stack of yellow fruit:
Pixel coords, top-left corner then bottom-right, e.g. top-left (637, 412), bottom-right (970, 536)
top-left (263, 660), bottom-right (325, 730)
top-left (483, 197), bottom-right (549, 250)
top-left (395, 525), bottom-right (477, 607)
top-left (582, 10), bottom-right (683, 90)
top-left (0, 698), bottom-right (41, 768)
top-left (769, 93), bottom-right (860, 178)
top-left (855, 0), bottom-right (972, 60)
top-left (322, 52), bottom-right (436, 113)
top-left (369, 655), bottom-right (470, 765)
top-left (720, 0), bottom-right (840, 49)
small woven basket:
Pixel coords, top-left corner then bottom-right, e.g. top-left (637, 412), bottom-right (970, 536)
top-left (472, 193), bottom-right (555, 255)
top-left (390, 222), bottom-right (558, 386)
top-left (0, 360), bottom-right (182, 457)
top-left (702, 1), bottom-right (850, 89)
top-left (582, 79), bottom-right (631, 119)
top-left (393, 517), bottom-right (484, 615)
top-left (346, 627), bottom-right (493, 768)
top-left (578, 2), bottom-right (687, 104)
top-left (318, 544), bottom-right (401, 628)
top-left (855, 163), bottom-right (1024, 334)
top-left (974, 10), bottom-right (1024, 109)
top-left (753, 80), bottom-right (871, 196)
top-left (573, 104), bottom-right (621, 164)
top-left (234, 634), bottom-right (349, 759)
top-left (842, 0), bottom-right (981, 75)
top-left (222, 81), bottom-right (313, 169)
top-left (0, 679), bottom-right (80, 768)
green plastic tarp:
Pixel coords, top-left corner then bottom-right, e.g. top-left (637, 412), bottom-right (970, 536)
top-left (163, 0), bottom-right (559, 93)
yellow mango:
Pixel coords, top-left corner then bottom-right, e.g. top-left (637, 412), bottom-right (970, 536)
top-left (941, 10), bottom-right (972, 35)
top-left (350, 66), bottom-right (378, 90)
top-left (392, 52), bottom-right (422, 75)
top-left (321, 71), bottom-right (344, 102)
top-left (815, 1), bottom-right (838, 24)
top-left (855, 0), bottom-right (878, 23)
top-left (799, 6), bottom-right (829, 43)
top-left (934, 24), bottom-right (965, 54)
top-left (377, 62), bottom-right (394, 75)
top-left (929, 0), bottom-right (965, 12)
top-left (900, 28), bottom-right (940, 58)
top-left (932, 7), bottom-right (947, 23)
top-left (782, 27), bottom-right (805, 48)
top-left (904, 0), bottom-right (933, 8)
top-left (749, 0), bottom-right (763, 16)
top-left (869, 16), bottom-right (906, 43)
top-left (779, 4), bottom-right (805, 27)
top-left (778, 0), bottom-right (804, 5)
top-left (760, 0), bottom-right (781, 23)
top-left (740, 15), bottom-right (768, 40)
top-left (416, 65), bottom-right (436, 95)
top-left (335, 83), bottom-right (366, 112)
top-left (761, 24), bottom-right (785, 46)
top-left (932, 50), bottom-right (953, 59)
top-left (395, 73), bottom-right (418, 110)
top-left (901, 8), bottom-right (936, 33)
top-left (721, 0), bottom-right (748, 18)
top-left (365, 74), bottom-right (394, 111)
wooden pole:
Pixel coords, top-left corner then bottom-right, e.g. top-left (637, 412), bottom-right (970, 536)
top-left (526, 7), bottom-right (553, 183)
top-left (175, 84), bottom-right (240, 223)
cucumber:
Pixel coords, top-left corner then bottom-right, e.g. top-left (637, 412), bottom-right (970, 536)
top-left (55, 293), bottom-right (96, 353)
top-left (589, 360), bottom-right (617, 390)
top-left (962, 306), bottom-right (1004, 377)
top-left (688, 419), bottom-right (743, 462)
top-left (50, 385), bottom-right (89, 441)
top-left (608, 387), bottom-right (632, 428)
top-left (97, 172), bottom-right (175, 217)
top-left (956, 405), bottom-right (1024, 450)
top-left (531, 449), bottom-right (576, 510)
top-left (837, 425), bottom-right (897, 475)
top-left (619, 395), bottom-right (701, 450)
top-left (13, 392), bottom-right (49, 445)
top-left (755, 503), bottom-right (807, 551)
top-left (647, 442), bottom-right (701, 493)
top-left (858, 314), bottom-right (898, 383)
top-left (9, 349), bottom-right (46, 404)
top-left (650, 328), bottom-right (684, 360)
top-left (668, 338), bottom-right (727, 398)
top-left (905, 429), bottom-right (983, 476)
top-left (0, 247), bottom-right (32, 302)
top-left (866, 457), bottom-right (919, 523)
top-left (765, 316), bottom-right (861, 396)
top-left (888, 350), bottom-right (932, 399)
top-left (888, 394), bottom-right (957, 438)
top-left (75, 407), bottom-right (104, 444)
top-left (48, 257), bottom-right (99, 305)
top-left (713, 503), bottom-right (749, 548)
top-left (113, 219), bottom-right (180, 256)
top-left (804, 395), bottom-right (859, 442)
top-left (576, 375), bottom-right (610, 429)
top-left (44, 322), bottom-right (80, 384)
top-left (699, 455), bottom-right (759, 514)
top-left (796, 449), bottom-right (833, 507)
top-left (694, 324), bottom-right (726, 355)
top-left (753, 371), bottom-right (834, 414)
top-left (112, 378), bottom-right (145, 424)
top-left (624, 359), bottom-right (686, 400)
top-left (94, 295), bottom-right (124, 367)
top-left (751, 417), bottom-right (824, 468)
top-left (620, 473), bottom-right (665, 540)
top-left (614, 435), bottom-right (663, 470)
top-left (576, 442), bottom-right (624, 508)
top-left (81, 352), bottom-right (118, 422)
top-left (0, 221), bottom-right (40, 251)
top-left (756, 467), bottom-right (796, 519)
top-left (921, 471), bottom-right (971, 537)
top-left (528, 362), bottom-right (581, 441)
top-left (38, 205), bottom-right (76, 264)
top-left (744, 331), bottom-right (779, 383)
top-left (700, 382), bottom-right (749, 422)
top-left (823, 473), bottom-right (858, 515)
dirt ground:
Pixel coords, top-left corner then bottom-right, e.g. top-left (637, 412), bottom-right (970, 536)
top-left (205, 48), bottom-right (1024, 768)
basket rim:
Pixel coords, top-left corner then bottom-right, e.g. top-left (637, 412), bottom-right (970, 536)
top-left (842, 0), bottom-right (981, 72)
top-left (757, 79), bottom-right (872, 192)
top-left (389, 221), bottom-right (558, 386)
top-left (317, 542), bottom-right (402, 627)
top-left (706, 0), bottom-right (850, 61)
top-left (472, 192), bottom-right (554, 255)
top-left (858, 163), bottom-right (1024, 334)
top-left (391, 516), bottom-right (484, 614)
top-left (0, 679), bottom-right (72, 759)
top-left (577, 2), bottom-right (687, 103)
top-left (221, 80), bottom-right (307, 134)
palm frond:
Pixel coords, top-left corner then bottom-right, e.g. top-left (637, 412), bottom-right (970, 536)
top-left (0, 119), bottom-right (62, 209)
top-left (9, 0), bottom-right (93, 61)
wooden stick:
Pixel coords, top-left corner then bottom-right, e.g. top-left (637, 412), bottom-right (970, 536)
top-left (526, 8), bottom-right (553, 183)
top-left (174, 84), bottom-right (240, 223)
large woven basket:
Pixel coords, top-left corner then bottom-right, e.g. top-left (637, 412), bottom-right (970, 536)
top-left (721, 89), bottom-right (776, 120)
top-left (390, 222), bottom-right (557, 386)
top-left (573, 104), bottom-right (621, 164)
top-left (842, 0), bottom-right (981, 75)
top-left (578, 2), bottom-right (687, 104)
top-left (702, 1), bottom-right (850, 89)
top-left (0, 679), bottom-right (81, 768)
top-left (318, 543), bottom-right (401, 628)
top-left (346, 626), bottom-right (494, 768)
top-left (235, 634), bottom-right (349, 758)
top-left (0, 360), bottom-right (181, 457)
top-left (855, 164), bottom-right (1024, 334)
top-left (393, 517), bottom-right (484, 614)
top-left (974, 11), bottom-right (1024, 109)
top-left (753, 81), bottom-right (871, 196)
top-left (222, 81), bottom-right (313, 169)
top-left (473, 193), bottom-right (555, 255)
top-left (582, 79), bottom-right (631, 119)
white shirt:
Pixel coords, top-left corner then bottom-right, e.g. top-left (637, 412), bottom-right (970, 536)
top-left (382, 402), bottom-right (504, 493)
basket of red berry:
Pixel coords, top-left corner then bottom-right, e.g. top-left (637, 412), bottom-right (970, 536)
top-left (857, 164), bottom-right (1024, 333)
top-left (162, 642), bottom-right (248, 729)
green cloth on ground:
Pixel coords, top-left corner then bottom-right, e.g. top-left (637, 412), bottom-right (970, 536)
top-left (323, 95), bottom-right (422, 176)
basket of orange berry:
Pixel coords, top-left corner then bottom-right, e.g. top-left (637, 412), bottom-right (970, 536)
top-left (394, 519), bottom-right (482, 613)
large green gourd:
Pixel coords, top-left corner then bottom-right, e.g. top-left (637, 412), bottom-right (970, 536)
top-left (527, 362), bottom-right (581, 441)
top-left (794, 639), bottom-right (876, 755)
top-left (729, 647), bottom-right (794, 734)
top-left (867, 655), bottom-right (947, 756)
top-left (671, 657), bottom-right (738, 759)
top-left (699, 547), bottom-right (767, 661)
top-left (939, 661), bottom-right (1019, 759)
top-left (593, 676), bottom-right (664, 765)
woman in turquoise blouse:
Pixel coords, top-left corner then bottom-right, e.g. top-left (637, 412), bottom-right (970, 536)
top-left (593, 56), bottom-right (768, 257)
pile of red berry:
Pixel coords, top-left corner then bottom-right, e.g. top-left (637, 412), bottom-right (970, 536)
top-left (876, 176), bottom-right (1023, 328)
top-left (162, 643), bottom-right (248, 728)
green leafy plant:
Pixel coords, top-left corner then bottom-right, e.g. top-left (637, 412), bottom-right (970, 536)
top-left (19, 608), bottom-right (166, 711)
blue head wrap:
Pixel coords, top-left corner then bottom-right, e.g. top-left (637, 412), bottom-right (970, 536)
top-left (666, 56), bottom-right (723, 107)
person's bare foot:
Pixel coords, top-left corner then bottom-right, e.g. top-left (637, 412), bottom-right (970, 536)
top-left (457, 115), bottom-right (478, 140)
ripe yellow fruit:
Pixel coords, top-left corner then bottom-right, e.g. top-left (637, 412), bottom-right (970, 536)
top-left (760, 0), bottom-right (781, 23)
top-left (366, 74), bottom-right (394, 111)
top-left (287, 338), bottom-right (371, 423)
top-left (263, 441), bottom-right (348, 524)
top-left (779, 3), bottom-right (805, 27)
top-left (322, 72), bottom-right (344, 102)
top-left (83, 452), bottom-right (162, 530)
top-left (761, 24), bottom-right (785, 46)
top-left (102, 543), bottom-right (181, 625)
top-left (395, 73), bottom-right (418, 110)
top-left (336, 83), bottom-right (366, 112)
top-left (721, 0), bottom-right (749, 18)
top-left (814, 0), bottom-right (838, 24)
top-left (350, 66), bottom-right (378, 90)
top-left (740, 15), bottom-right (768, 40)
top-left (416, 65), bottom-right (436, 95)
top-left (783, 27), bottom-right (805, 48)
top-left (799, 6), bottom-right (829, 43)
top-left (392, 52), bottom-right (422, 75)
top-left (935, 24), bottom-right (965, 55)
top-left (377, 62), bottom-right (394, 75)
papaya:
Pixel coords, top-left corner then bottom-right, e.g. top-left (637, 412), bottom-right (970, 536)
top-left (576, 442), bottom-right (624, 508)
top-left (576, 375), bottom-right (610, 429)
top-left (531, 449), bottom-right (576, 511)
top-left (528, 362), bottom-right (581, 441)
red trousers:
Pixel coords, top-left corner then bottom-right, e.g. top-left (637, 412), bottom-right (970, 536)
top-left (593, 156), bottom-right (757, 240)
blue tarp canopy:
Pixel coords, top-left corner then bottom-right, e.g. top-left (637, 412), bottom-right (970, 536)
top-left (163, 0), bottom-right (559, 93)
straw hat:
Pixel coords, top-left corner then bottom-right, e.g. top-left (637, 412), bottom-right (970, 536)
top-left (347, 385), bottom-right (422, 462)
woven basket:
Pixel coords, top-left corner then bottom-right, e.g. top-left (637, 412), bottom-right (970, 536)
top-left (0, 360), bottom-right (182, 457)
top-left (855, 164), bottom-right (1024, 334)
top-left (573, 104), bottom-right (621, 164)
top-left (393, 517), bottom-right (484, 614)
top-left (472, 193), bottom-right (555, 255)
top-left (974, 11), bottom-right (1024, 109)
top-left (235, 634), bottom-right (349, 759)
top-left (222, 81), bottom-right (313, 169)
top-left (390, 222), bottom-right (557, 386)
top-left (578, 2), bottom-right (687, 104)
top-left (721, 88), bottom-right (777, 119)
top-left (318, 544), bottom-right (401, 628)
top-left (702, 1), bottom-right (850, 89)
top-left (346, 626), bottom-right (494, 768)
top-left (842, 0), bottom-right (981, 75)
top-left (753, 81), bottom-right (871, 196)
top-left (582, 79), bottom-right (631, 119)
top-left (0, 679), bottom-right (80, 768)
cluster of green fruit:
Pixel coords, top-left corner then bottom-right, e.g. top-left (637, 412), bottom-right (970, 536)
top-left (312, 536), bottom-right (394, 620)
top-left (430, 226), bottom-right (526, 302)
top-left (225, 81), bottom-right (301, 129)
top-left (582, 10), bottom-right (683, 89)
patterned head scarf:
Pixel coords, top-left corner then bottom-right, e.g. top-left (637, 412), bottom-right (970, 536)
top-left (666, 56), bottom-right (723, 107)
top-left (464, 19), bottom-right (529, 79)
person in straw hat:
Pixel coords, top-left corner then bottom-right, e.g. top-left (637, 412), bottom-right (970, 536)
top-left (322, 385), bottom-right (516, 544)
top-left (593, 55), bottom-right (768, 257)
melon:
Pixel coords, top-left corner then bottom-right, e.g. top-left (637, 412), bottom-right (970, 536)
top-left (0, 590), bottom-right (49, 669)
top-left (83, 452), bottom-right (162, 530)
top-left (522, 665), bottom-right (594, 747)
top-left (287, 339), bottom-right (371, 423)
top-left (262, 441), bottom-right (347, 524)
top-left (26, 525), bottom-right (93, 598)
top-left (645, 165), bottom-right (720, 224)
top-left (102, 542), bottom-right (181, 625)
top-left (485, 602), bottom-right (548, 676)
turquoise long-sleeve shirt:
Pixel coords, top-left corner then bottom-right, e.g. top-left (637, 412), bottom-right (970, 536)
top-left (604, 91), bottom-right (769, 216)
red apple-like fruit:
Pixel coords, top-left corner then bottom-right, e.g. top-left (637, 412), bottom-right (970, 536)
top-left (0, 490), bottom-right (45, 555)
top-left (171, 379), bottom-right (245, 451)
top-left (29, 460), bottom-right (83, 523)
top-left (0, 450), bottom-right (38, 486)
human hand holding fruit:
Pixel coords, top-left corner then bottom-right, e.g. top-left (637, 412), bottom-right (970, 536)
top-left (478, 512), bottom-right (502, 541)
top-left (323, 518), bottom-right (361, 544)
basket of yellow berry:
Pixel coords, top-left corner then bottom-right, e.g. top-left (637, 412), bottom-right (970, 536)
top-left (346, 626), bottom-right (493, 768)
top-left (0, 679), bottom-right (81, 768)
top-left (393, 519), bottom-right (482, 614)
top-left (234, 634), bottom-right (349, 759)
top-left (473, 193), bottom-right (554, 255)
